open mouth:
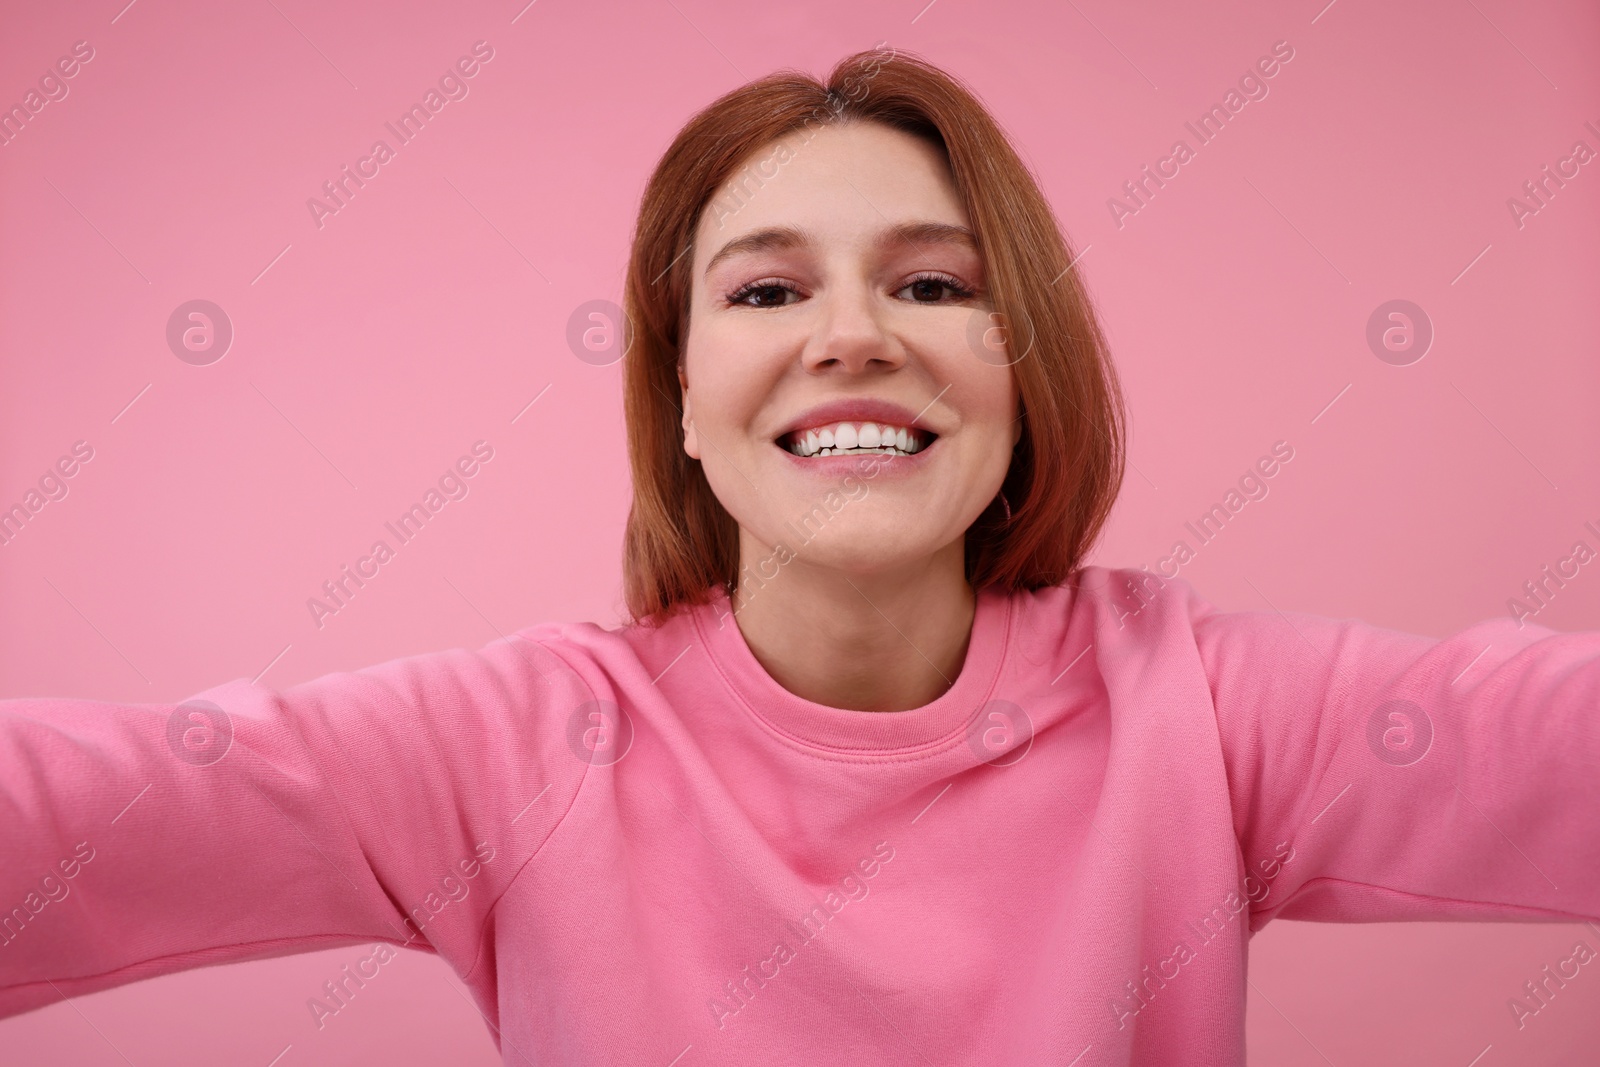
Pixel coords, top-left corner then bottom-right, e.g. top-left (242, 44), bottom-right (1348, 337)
top-left (777, 421), bottom-right (936, 458)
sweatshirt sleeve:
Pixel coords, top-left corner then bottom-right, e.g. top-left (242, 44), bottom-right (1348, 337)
top-left (1189, 587), bottom-right (1600, 931)
top-left (0, 628), bottom-right (592, 1020)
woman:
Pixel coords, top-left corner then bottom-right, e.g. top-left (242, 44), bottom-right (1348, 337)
top-left (3, 47), bottom-right (1597, 1066)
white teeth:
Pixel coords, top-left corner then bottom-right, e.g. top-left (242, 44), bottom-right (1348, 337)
top-left (780, 421), bottom-right (931, 458)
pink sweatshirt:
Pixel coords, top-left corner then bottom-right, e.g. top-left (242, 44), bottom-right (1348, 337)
top-left (3, 565), bottom-right (1599, 1064)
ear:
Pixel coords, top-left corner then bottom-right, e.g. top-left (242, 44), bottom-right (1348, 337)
top-left (677, 362), bottom-right (700, 460)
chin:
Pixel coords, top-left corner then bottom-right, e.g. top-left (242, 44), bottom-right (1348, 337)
top-left (758, 516), bottom-right (946, 575)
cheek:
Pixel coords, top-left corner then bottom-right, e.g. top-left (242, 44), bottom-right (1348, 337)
top-left (686, 319), bottom-right (786, 433)
top-left (691, 363), bottom-right (768, 441)
top-left (948, 358), bottom-right (1019, 441)
top-left (957, 370), bottom-right (1021, 488)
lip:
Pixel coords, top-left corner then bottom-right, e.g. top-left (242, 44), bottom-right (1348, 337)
top-left (774, 398), bottom-right (938, 441)
top-left (776, 435), bottom-right (940, 479)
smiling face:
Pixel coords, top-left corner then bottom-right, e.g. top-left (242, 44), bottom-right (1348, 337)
top-left (678, 120), bottom-right (1021, 581)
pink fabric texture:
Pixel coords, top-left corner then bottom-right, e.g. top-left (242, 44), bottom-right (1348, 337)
top-left (3, 565), bottom-right (1598, 1064)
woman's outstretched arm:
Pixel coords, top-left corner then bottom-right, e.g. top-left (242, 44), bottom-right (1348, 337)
top-left (1191, 590), bottom-right (1600, 930)
top-left (0, 628), bottom-right (591, 1021)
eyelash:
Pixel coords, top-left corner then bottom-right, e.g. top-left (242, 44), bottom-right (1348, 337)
top-left (724, 271), bottom-right (978, 307)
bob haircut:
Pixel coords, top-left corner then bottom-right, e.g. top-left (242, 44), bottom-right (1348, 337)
top-left (621, 46), bottom-right (1126, 625)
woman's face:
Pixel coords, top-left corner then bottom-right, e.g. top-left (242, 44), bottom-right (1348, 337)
top-left (680, 119), bottom-right (1020, 579)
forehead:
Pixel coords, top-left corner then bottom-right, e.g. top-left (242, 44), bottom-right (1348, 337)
top-left (691, 121), bottom-right (972, 277)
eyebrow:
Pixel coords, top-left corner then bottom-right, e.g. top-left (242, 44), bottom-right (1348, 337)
top-left (702, 221), bottom-right (979, 278)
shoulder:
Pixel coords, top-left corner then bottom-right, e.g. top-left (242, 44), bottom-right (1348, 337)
top-left (1051, 565), bottom-right (1375, 674)
top-left (1006, 564), bottom-right (1221, 641)
top-left (982, 565), bottom-right (1231, 706)
top-left (505, 602), bottom-right (704, 697)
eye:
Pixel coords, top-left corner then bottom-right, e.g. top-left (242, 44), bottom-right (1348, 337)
top-left (724, 272), bottom-right (978, 308)
top-left (726, 280), bottom-right (802, 308)
top-left (897, 272), bottom-right (977, 303)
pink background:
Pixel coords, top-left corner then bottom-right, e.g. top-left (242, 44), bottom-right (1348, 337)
top-left (3, 0), bottom-right (1598, 1062)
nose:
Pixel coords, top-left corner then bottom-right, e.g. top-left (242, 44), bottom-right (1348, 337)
top-left (800, 279), bottom-right (904, 375)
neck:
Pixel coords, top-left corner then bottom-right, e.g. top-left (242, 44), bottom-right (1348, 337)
top-left (728, 535), bottom-right (977, 712)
